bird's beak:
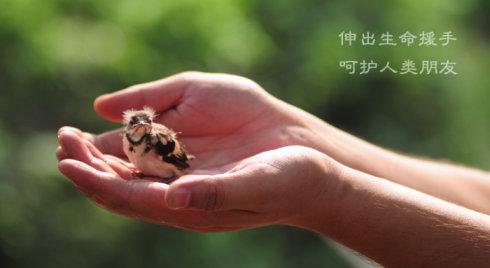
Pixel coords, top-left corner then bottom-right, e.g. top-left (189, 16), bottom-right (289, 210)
top-left (133, 121), bottom-right (150, 132)
top-left (134, 120), bottom-right (149, 127)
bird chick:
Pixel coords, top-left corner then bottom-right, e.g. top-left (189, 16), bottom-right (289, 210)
top-left (122, 106), bottom-right (194, 180)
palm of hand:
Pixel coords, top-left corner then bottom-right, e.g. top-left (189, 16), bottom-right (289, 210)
top-left (157, 78), bottom-right (296, 172)
top-left (94, 73), bottom-right (298, 174)
top-left (57, 73), bottom-right (316, 231)
top-left (58, 128), bottom-right (316, 232)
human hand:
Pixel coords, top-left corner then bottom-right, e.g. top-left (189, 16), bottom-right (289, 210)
top-left (60, 71), bottom-right (326, 171)
top-left (56, 71), bottom-right (341, 231)
top-left (58, 128), bottom-right (339, 231)
top-left (58, 129), bottom-right (490, 268)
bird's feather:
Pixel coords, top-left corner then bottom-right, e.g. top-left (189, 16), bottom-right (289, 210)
top-left (122, 108), bottom-right (194, 178)
top-left (163, 153), bottom-right (190, 170)
top-left (149, 127), bottom-right (191, 170)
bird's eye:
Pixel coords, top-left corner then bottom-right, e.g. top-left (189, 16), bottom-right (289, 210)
top-left (130, 118), bottom-right (137, 125)
top-left (141, 116), bottom-right (151, 123)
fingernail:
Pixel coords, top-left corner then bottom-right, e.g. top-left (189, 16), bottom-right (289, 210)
top-left (167, 188), bottom-right (191, 209)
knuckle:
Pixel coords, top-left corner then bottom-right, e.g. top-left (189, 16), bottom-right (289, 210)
top-left (203, 178), bottom-right (225, 211)
top-left (241, 77), bottom-right (263, 92)
top-left (126, 83), bottom-right (145, 93)
top-left (226, 75), bottom-right (264, 93)
top-left (175, 71), bottom-right (203, 81)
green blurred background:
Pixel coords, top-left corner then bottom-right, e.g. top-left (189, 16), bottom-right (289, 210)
top-left (0, 0), bottom-right (489, 267)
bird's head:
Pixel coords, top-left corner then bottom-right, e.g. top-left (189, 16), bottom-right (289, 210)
top-left (123, 107), bottom-right (155, 141)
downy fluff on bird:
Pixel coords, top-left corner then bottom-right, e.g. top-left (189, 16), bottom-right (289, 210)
top-left (122, 106), bottom-right (194, 179)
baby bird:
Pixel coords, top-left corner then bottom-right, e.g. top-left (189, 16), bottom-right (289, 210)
top-left (122, 107), bottom-right (194, 179)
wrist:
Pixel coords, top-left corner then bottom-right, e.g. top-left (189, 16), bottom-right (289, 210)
top-left (287, 105), bottom-right (403, 184)
top-left (285, 151), bottom-right (348, 233)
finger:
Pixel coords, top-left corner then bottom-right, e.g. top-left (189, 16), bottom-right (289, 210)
top-left (104, 157), bottom-right (134, 180)
top-left (58, 126), bottom-right (85, 137)
top-left (59, 160), bottom-right (268, 228)
top-left (58, 159), bottom-right (136, 207)
top-left (104, 154), bottom-right (135, 169)
top-left (58, 126), bottom-right (119, 160)
top-left (59, 126), bottom-right (96, 144)
top-left (59, 126), bottom-right (125, 157)
top-left (93, 72), bottom-right (197, 122)
top-left (165, 170), bottom-right (270, 212)
top-left (59, 159), bottom-right (174, 222)
top-left (56, 146), bottom-right (66, 161)
top-left (81, 138), bottom-right (105, 159)
top-left (58, 130), bottom-right (114, 173)
top-left (59, 159), bottom-right (108, 190)
top-left (58, 159), bottom-right (136, 215)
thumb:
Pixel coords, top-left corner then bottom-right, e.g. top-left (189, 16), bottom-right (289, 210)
top-left (165, 172), bottom-right (268, 211)
top-left (94, 72), bottom-right (193, 122)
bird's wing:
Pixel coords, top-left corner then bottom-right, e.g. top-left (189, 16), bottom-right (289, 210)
top-left (163, 153), bottom-right (190, 170)
top-left (152, 132), bottom-right (190, 170)
top-left (153, 133), bottom-right (175, 155)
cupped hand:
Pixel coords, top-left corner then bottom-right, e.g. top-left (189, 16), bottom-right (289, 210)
top-left (57, 128), bottom-right (338, 232)
top-left (67, 71), bottom-right (323, 171)
top-left (56, 71), bottom-right (338, 231)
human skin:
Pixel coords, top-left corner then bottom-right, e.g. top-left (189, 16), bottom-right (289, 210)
top-left (58, 71), bottom-right (490, 214)
top-left (57, 72), bottom-right (490, 265)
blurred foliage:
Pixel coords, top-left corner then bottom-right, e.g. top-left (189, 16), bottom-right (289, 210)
top-left (0, 0), bottom-right (489, 267)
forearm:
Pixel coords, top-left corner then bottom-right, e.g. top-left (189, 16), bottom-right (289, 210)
top-left (320, 120), bottom-right (490, 214)
top-left (283, 102), bottom-right (490, 214)
top-left (300, 162), bottom-right (490, 267)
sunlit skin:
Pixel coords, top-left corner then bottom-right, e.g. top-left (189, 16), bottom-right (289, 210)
top-left (57, 72), bottom-right (490, 266)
